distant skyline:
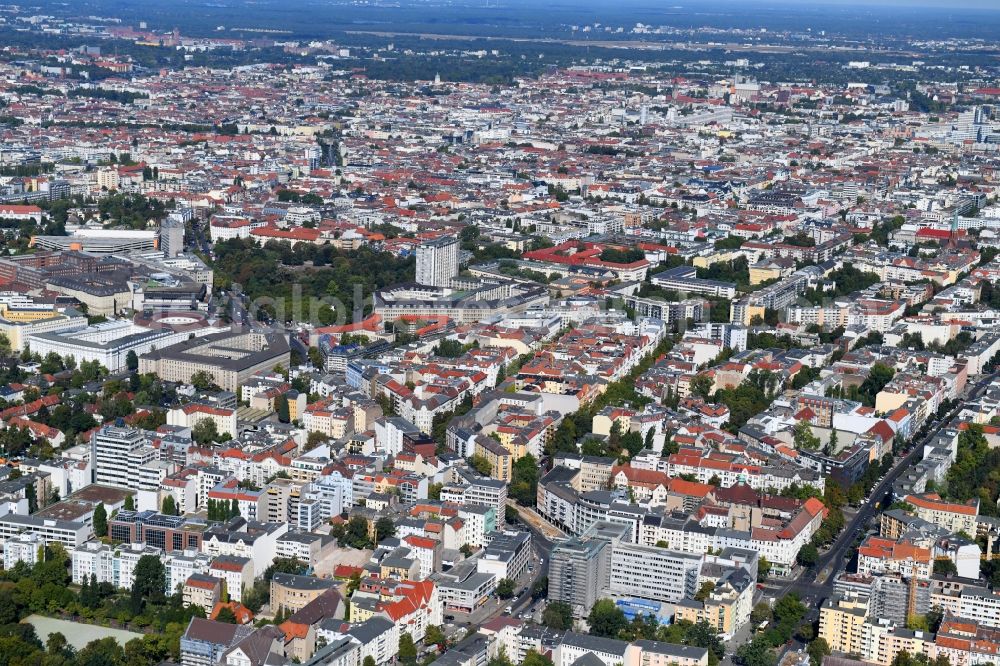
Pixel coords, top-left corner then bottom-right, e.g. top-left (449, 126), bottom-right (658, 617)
top-left (538, 0), bottom-right (1000, 11)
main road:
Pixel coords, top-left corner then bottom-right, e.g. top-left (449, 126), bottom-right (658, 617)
top-left (774, 371), bottom-right (997, 605)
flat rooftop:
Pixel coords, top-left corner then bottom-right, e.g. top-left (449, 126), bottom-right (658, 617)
top-left (69, 484), bottom-right (135, 506)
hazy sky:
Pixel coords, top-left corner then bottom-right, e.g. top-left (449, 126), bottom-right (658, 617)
top-left (783, 0), bottom-right (1000, 7)
top-left (633, 0), bottom-right (1000, 9)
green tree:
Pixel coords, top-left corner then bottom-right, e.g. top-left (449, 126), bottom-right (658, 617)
top-left (126, 350), bottom-right (139, 372)
top-left (77, 637), bottom-right (126, 666)
top-left (344, 516), bottom-right (371, 549)
top-left (934, 559), bottom-right (957, 576)
top-left (214, 606), bottom-right (238, 624)
top-left (687, 620), bottom-right (726, 665)
top-left (130, 554), bottom-right (166, 612)
top-left (190, 370), bottom-right (216, 391)
top-left (468, 454), bottom-right (493, 476)
top-left (750, 602), bottom-right (773, 628)
top-left (275, 394), bottom-right (290, 423)
top-left (906, 614), bottom-right (930, 632)
top-left (192, 419), bottom-right (220, 445)
top-left (161, 495), bottom-right (177, 516)
top-left (737, 636), bottom-right (776, 666)
top-left (859, 363), bottom-right (895, 407)
top-left (827, 429), bottom-right (840, 455)
top-left (542, 601), bottom-right (573, 630)
top-left (434, 339), bottom-right (466, 358)
top-left (496, 578), bottom-right (515, 599)
top-left (793, 420), bottom-right (821, 451)
top-left (424, 625), bottom-right (446, 651)
top-left (93, 503), bottom-right (108, 537)
top-left (375, 516), bottom-right (395, 542)
top-left (510, 453), bottom-right (539, 506)
top-left (756, 557), bottom-right (770, 585)
top-left (694, 581), bottom-right (715, 601)
top-left (46, 631), bottom-right (70, 657)
top-left (124, 495), bottom-right (135, 511)
top-left (0, 591), bottom-right (18, 624)
top-left (307, 345), bottom-right (324, 368)
top-left (522, 651), bottom-right (554, 666)
top-left (488, 648), bottom-right (514, 666)
top-left (588, 598), bottom-right (627, 638)
top-left (797, 543), bottom-right (819, 568)
top-left (398, 633), bottom-right (417, 666)
top-left (531, 577), bottom-right (548, 600)
top-left (807, 638), bottom-right (830, 666)
top-left (690, 374), bottom-right (714, 399)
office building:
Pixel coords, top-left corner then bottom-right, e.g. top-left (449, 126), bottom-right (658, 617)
top-left (416, 236), bottom-right (459, 288)
top-left (91, 426), bottom-right (148, 488)
top-left (608, 541), bottom-right (702, 604)
top-left (160, 218), bottom-right (185, 257)
top-left (108, 509), bottom-right (204, 552)
top-left (0, 513), bottom-right (91, 547)
top-left (476, 530), bottom-right (532, 582)
top-left (28, 319), bottom-right (189, 372)
top-left (31, 229), bottom-right (158, 254)
top-left (548, 534), bottom-right (611, 618)
top-left (139, 330), bottom-right (291, 392)
top-left (650, 266), bottom-right (737, 298)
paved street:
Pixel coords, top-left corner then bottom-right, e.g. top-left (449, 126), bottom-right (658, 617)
top-left (764, 371), bottom-right (998, 659)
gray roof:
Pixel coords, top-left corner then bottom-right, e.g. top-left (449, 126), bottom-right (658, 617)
top-left (570, 654), bottom-right (608, 666)
top-left (346, 616), bottom-right (395, 644)
top-left (633, 639), bottom-right (710, 661)
top-left (182, 617), bottom-right (254, 647)
top-left (303, 637), bottom-right (357, 666)
top-left (561, 631), bottom-right (629, 656)
top-left (271, 572), bottom-right (336, 592)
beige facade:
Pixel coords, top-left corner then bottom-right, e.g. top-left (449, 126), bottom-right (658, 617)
top-left (269, 573), bottom-right (335, 615)
top-left (183, 575), bottom-right (222, 610)
top-left (0, 311), bottom-right (87, 351)
top-left (45, 281), bottom-right (130, 317)
top-left (819, 593), bottom-right (870, 656)
top-left (140, 331), bottom-right (290, 393)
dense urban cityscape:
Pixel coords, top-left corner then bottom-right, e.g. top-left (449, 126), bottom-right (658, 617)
top-left (0, 2), bottom-right (996, 666)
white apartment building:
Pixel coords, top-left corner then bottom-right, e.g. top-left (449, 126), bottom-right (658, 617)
top-left (608, 542), bottom-right (702, 603)
top-left (3, 532), bottom-right (45, 569)
top-left (209, 215), bottom-right (251, 242)
top-left (72, 541), bottom-right (116, 585)
top-left (27, 319), bottom-right (188, 372)
top-left (0, 513), bottom-right (91, 547)
top-left (167, 550), bottom-right (215, 596)
top-left (92, 426), bottom-right (148, 488)
top-left (302, 472), bottom-right (352, 521)
top-left (415, 236), bottom-right (459, 288)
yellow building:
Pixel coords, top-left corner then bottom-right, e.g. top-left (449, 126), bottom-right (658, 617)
top-left (674, 595), bottom-right (737, 639)
top-left (730, 302), bottom-right (765, 326)
top-left (819, 593), bottom-right (870, 656)
top-left (269, 572), bottom-right (337, 615)
top-left (592, 408), bottom-right (634, 437)
top-left (0, 309), bottom-right (87, 351)
top-left (474, 434), bottom-right (513, 482)
top-left (693, 251), bottom-right (738, 269)
top-left (905, 493), bottom-right (978, 535)
top-left (490, 428), bottom-right (528, 461)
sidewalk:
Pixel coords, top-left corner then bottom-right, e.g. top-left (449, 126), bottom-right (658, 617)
top-left (506, 499), bottom-right (566, 540)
